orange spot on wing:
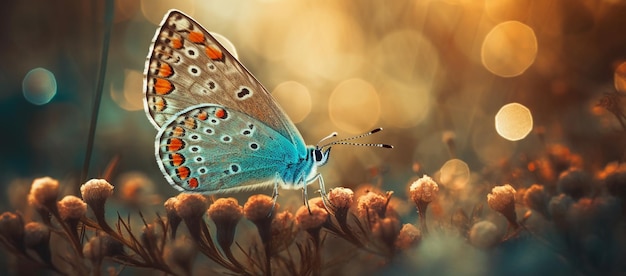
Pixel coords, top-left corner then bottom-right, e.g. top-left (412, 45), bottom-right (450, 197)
top-left (154, 78), bottom-right (174, 95)
top-left (171, 38), bottom-right (183, 49)
top-left (206, 46), bottom-right (224, 61)
top-left (169, 153), bottom-right (185, 166)
top-left (153, 97), bottom-right (166, 111)
top-left (188, 178), bottom-right (199, 189)
top-left (188, 31), bottom-right (205, 43)
top-left (184, 117), bottom-right (197, 129)
top-left (215, 108), bottom-right (226, 119)
top-left (167, 138), bottom-right (185, 152)
top-left (196, 111), bottom-right (208, 121)
top-left (172, 126), bottom-right (185, 137)
top-left (176, 166), bottom-right (191, 180)
top-left (158, 63), bottom-right (173, 77)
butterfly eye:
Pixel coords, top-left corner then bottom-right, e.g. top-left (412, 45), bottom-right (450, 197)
top-left (314, 149), bottom-right (323, 162)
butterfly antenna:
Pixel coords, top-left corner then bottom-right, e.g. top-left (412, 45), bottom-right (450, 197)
top-left (317, 131), bottom-right (338, 146)
top-left (320, 128), bottom-right (393, 149)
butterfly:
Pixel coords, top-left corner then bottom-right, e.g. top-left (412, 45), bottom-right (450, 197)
top-left (143, 10), bottom-right (391, 208)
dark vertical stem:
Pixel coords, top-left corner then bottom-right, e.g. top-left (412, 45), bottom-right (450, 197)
top-left (417, 201), bottom-right (429, 235)
top-left (80, 0), bottom-right (114, 188)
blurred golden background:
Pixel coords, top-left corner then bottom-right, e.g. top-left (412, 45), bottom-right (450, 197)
top-left (2, 0), bottom-right (626, 272)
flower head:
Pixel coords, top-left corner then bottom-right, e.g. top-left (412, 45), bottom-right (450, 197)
top-left (29, 177), bottom-right (60, 211)
top-left (164, 197), bottom-right (182, 239)
top-left (24, 222), bottom-right (52, 263)
top-left (394, 223), bottom-right (421, 250)
top-left (173, 194), bottom-right (207, 240)
top-left (371, 216), bottom-right (401, 248)
top-left (207, 197), bottom-right (243, 222)
top-left (487, 184), bottom-right (518, 227)
top-left (244, 194), bottom-right (277, 244)
top-left (295, 205), bottom-right (328, 232)
top-left (83, 234), bottom-right (125, 264)
top-left (557, 168), bottom-right (591, 200)
top-left (357, 191), bottom-right (387, 219)
top-left (58, 195), bottom-right (87, 221)
top-left (409, 175), bottom-right (439, 204)
top-left (244, 194), bottom-right (277, 222)
top-left (328, 187), bottom-right (354, 209)
top-left (207, 198), bottom-right (243, 251)
top-left (0, 212), bottom-right (25, 251)
top-left (80, 179), bottom-right (114, 219)
top-left (166, 237), bottom-right (197, 275)
top-left (174, 194), bottom-right (207, 221)
top-left (469, 221), bottom-right (500, 249)
top-left (522, 184), bottom-right (548, 217)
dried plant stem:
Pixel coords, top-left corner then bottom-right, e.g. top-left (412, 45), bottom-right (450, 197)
top-left (46, 209), bottom-right (84, 258)
top-left (416, 201), bottom-right (429, 235)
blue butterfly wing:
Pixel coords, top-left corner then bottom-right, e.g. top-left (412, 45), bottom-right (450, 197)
top-left (144, 10), bottom-right (307, 154)
top-left (155, 104), bottom-right (301, 193)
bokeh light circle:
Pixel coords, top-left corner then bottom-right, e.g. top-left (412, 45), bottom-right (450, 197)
top-left (439, 159), bottom-right (471, 190)
top-left (22, 67), bottom-right (57, 105)
top-left (481, 21), bottom-right (538, 77)
top-left (111, 69), bottom-right (144, 111)
top-left (272, 81), bottom-right (312, 124)
top-left (495, 103), bottom-right (533, 141)
top-left (328, 79), bottom-right (380, 134)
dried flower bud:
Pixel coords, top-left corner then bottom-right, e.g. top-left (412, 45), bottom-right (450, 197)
top-left (0, 212), bottom-right (25, 251)
top-left (24, 222), bottom-right (52, 264)
top-left (328, 187), bottom-right (354, 210)
top-left (394, 223), bottom-right (421, 250)
top-left (469, 221), bottom-right (500, 249)
top-left (371, 216), bottom-right (401, 248)
top-left (207, 198), bottom-right (243, 222)
top-left (80, 179), bottom-right (114, 220)
top-left (522, 184), bottom-right (548, 217)
top-left (166, 237), bottom-right (197, 275)
top-left (24, 222), bottom-right (50, 248)
top-left (174, 194), bottom-right (207, 221)
top-left (244, 194), bottom-right (277, 222)
top-left (487, 184), bottom-right (518, 227)
top-left (548, 193), bottom-right (574, 226)
top-left (174, 194), bottom-right (207, 240)
top-left (83, 234), bottom-right (125, 263)
top-left (140, 224), bottom-right (157, 250)
top-left (557, 168), bottom-right (591, 200)
top-left (326, 187), bottom-right (354, 225)
top-left (164, 197), bottom-right (181, 239)
top-left (410, 175), bottom-right (439, 204)
top-left (295, 205), bottom-right (328, 231)
top-left (244, 194), bottom-right (277, 245)
top-left (603, 164), bottom-right (626, 201)
top-left (207, 198), bottom-right (243, 252)
top-left (357, 191), bottom-right (387, 219)
top-left (29, 177), bottom-right (60, 211)
top-left (58, 195), bottom-right (87, 221)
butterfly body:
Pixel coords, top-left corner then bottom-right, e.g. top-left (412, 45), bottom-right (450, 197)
top-left (144, 10), bottom-right (330, 195)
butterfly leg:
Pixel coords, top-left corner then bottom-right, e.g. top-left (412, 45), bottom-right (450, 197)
top-left (267, 174), bottom-right (280, 217)
top-left (303, 184), bottom-right (312, 214)
top-left (313, 173), bottom-right (336, 215)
